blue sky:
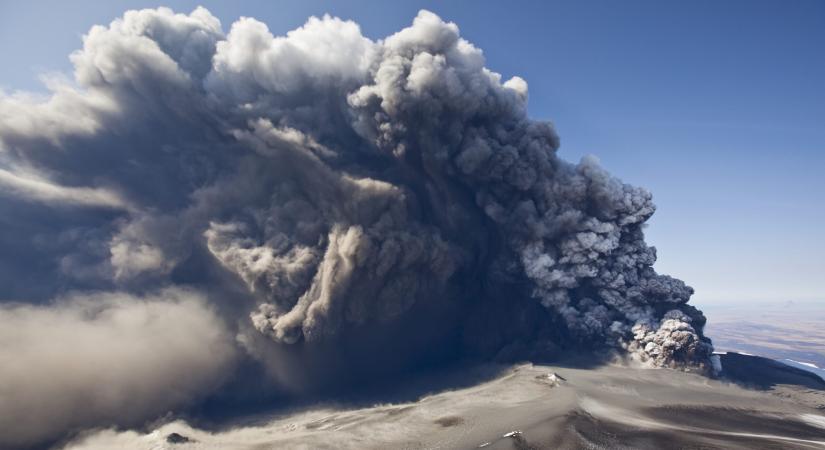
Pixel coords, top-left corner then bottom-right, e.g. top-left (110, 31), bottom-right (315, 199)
top-left (1, 0), bottom-right (823, 307)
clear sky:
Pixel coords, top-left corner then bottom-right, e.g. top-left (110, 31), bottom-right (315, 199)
top-left (1, 0), bottom-right (823, 307)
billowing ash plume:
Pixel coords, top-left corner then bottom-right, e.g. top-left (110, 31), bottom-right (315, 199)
top-left (0, 7), bottom-right (712, 448)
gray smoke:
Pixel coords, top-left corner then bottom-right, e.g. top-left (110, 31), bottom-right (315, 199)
top-left (0, 7), bottom-right (712, 448)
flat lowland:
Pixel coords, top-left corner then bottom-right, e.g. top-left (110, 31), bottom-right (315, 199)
top-left (705, 301), bottom-right (825, 368)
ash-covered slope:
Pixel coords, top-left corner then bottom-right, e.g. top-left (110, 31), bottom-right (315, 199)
top-left (0, 7), bottom-right (711, 448)
top-left (62, 360), bottom-right (825, 450)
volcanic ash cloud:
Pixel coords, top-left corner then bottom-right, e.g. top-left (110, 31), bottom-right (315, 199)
top-left (0, 6), bottom-right (713, 447)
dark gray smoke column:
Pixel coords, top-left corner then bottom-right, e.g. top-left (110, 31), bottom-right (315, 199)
top-left (0, 6), bottom-right (712, 447)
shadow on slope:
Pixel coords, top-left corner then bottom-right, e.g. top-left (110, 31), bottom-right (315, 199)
top-left (721, 352), bottom-right (825, 391)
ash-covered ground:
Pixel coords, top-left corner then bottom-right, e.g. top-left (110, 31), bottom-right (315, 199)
top-left (61, 354), bottom-right (825, 450)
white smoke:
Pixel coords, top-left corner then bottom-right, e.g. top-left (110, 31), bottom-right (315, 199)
top-left (0, 7), bottom-right (713, 447)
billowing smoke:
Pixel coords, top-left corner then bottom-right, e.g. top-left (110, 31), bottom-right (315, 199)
top-left (0, 289), bottom-right (236, 448)
top-left (0, 7), bottom-right (712, 448)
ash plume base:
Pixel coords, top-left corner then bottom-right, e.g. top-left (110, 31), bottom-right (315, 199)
top-left (0, 7), bottom-right (712, 448)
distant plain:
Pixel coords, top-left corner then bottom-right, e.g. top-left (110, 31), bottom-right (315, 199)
top-left (704, 301), bottom-right (825, 369)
